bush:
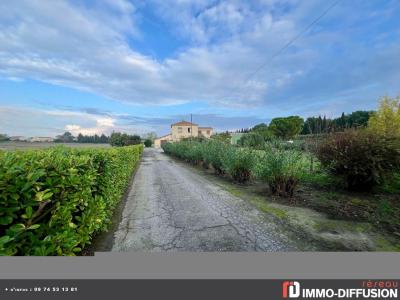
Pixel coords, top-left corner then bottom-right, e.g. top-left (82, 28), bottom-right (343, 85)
top-left (110, 132), bottom-right (141, 146)
top-left (185, 142), bottom-right (204, 165)
top-left (316, 130), bottom-right (400, 191)
top-left (0, 145), bottom-right (143, 255)
top-left (255, 150), bottom-right (307, 197)
top-left (221, 147), bottom-right (256, 183)
top-left (202, 140), bottom-right (228, 174)
top-left (368, 96), bottom-right (400, 138)
top-left (163, 140), bottom-right (256, 182)
top-left (144, 139), bottom-right (152, 147)
top-left (238, 133), bottom-right (265, 149)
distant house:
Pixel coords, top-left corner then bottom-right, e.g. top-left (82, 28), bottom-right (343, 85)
top-left (154, 121), bottom-right (213, 148)
top-left (29, 137), bottom-right (55, 142)
top-left (9, 136), bottom-right (28, 141)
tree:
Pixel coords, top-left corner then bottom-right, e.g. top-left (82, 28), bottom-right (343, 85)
top-left (251, 123), bottom-right (273, 140)
top-left (110, 132), bottom-right (142, 147)
top-left (100, 134), bottom-right (109, 143)
top-left (269, 116), bottom-right (304, 139)
top-left (0, 134), bottom-right (9, 142)
top-left (144, 139), bottom-right (152, 147)
top-left (144, 132), bottom-right (157, 142)
top-left (348, 111), bottom-right (372, 128)
top-left (252, 123), bottom-right (268, 131)
top-left (77, 133), bottom-right (84, 143)
top-left (55, 131), bottom-right (74, 143)
top-left (301, 110), bottom-right (372, 135)
top-left (368, 96), bottom-right (400, 138)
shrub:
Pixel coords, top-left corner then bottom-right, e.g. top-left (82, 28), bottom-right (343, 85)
top-left (368, 96), bottom-right (400, 138)
top-left (0, 145), bottom-right (143, 255)
top-left (144, 139), bottom-right (152, 147)
top-left (110, 132), bottom-right (141, 146)
top-left (316, 130), bottom-right (400, 191)
top-left (221, 147), bottom-right (256, 183)
top-left (185, 142), bottom-right (204, 165)
top-left (202, 140), bottom-right (228, 174)
top-left (264, 139), bottom-right (306, 151)
top-left (238, 133), bottom-right (265, 149)
top-left (255, 149), bottom-right (307, 197)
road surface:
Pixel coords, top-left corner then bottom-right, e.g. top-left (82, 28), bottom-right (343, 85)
top-left (111, 148), bottom-right (297, 251)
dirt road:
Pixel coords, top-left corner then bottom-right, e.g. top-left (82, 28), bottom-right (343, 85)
top-left (111, 148), bottom-right (298, 251)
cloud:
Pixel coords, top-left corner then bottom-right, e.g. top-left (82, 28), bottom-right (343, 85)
top-left (0, 0), bottom-right (399, 115)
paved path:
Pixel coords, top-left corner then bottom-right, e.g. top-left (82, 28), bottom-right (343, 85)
top-left (112, 148), bottom-right (297, 252)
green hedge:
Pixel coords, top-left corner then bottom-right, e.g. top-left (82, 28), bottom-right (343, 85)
top-left (162, 140), bottom-right (311, 192)
top-left (0, 145), bottom-right (143, 255)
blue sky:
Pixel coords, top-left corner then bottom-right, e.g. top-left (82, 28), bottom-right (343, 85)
top-left (0, 0), bottom-right (399, 137)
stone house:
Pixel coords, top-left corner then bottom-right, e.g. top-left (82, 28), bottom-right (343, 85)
top-left (154, 121), bottom-right (213, 148)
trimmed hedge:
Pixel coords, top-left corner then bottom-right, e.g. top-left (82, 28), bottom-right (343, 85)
top-left (0, 145), bottom-right (143, 255)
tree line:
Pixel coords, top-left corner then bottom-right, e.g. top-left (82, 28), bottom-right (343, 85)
top-left (54, 131), bottom-right (143, 146)
top-left (301, 111), bottom-right (373, 135)
top-left (247, 110), bottom-right (373, 140)
top-left (54, 132), bottom-right (110, 143)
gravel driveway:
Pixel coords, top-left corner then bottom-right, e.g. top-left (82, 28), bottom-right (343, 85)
top-left (112, 148), bottom-right (298, 251)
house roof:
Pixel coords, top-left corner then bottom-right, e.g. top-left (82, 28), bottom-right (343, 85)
top-left (171, 121), bottom-right (198, 127)
top-left (155, 133), bottom-right (172, 140)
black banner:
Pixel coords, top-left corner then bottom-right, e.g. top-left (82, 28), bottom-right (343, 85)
top-left (0, 279), bottom-right (398, 300)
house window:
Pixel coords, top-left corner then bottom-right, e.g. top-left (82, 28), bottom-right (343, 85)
top-left (188, 128), bottom-right (191, 133)
top-left (199, 130), bottom-right (202, 134)
top-left (207, 130), bottom-right (210, 135)
top-left (178, 127), bottom-right (182, 133)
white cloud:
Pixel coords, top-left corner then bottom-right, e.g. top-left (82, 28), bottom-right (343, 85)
top-left (0, 0), bottom-right (399, 112)
top-left (0, 106), bottom-right (135, 137)
top-left (0, 0), bottom-right (310, 108)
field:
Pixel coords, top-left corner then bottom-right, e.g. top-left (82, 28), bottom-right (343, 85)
top-left (0, 141), bottom-right (111, 150)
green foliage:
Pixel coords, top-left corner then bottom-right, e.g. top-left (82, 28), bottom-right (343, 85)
top-left (238, 133), bottom-right (265, 149)
top-left (302, 111), bottom-right (373, 134)
top-left (221, 147), bottom-right (256, 183)
top-left (54, 131), bottom-right (74, 143)
top-left (269, 116), bottom-right (304, 139)
top-left (211, 132), bottom-right (231, 144)
top-left (368, 96), bottom-right (400, 138)
top-left (0, 145), bottom-right (143, 255)
top-left (163, 140), bottom-right (255, 183)
top-left (110, 132), bottom-right (141, 147)
top-left (379, 172), bottom-right (400, 194)
top-left (255, 150), bottom-right (307, 197)
top-left (77, 133), bottom-right (109, 144)
top-left (0, 134), bottom-right (9, 142)
top-left (252, 123), bottom-right (268, 131)
top-left (264, 139), bottom-right (306, 152)
top-left (201, 140), bottom-right (229, 174)
top-left (144, 139), bottom-right (152, 147)
top-left (251, 123), bottom-right (274, 141)
top-left (316, 130), bottom-right (400, 191)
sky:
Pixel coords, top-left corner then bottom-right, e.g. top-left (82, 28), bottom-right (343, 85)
top-left (0, 0), bottom-right (399, 137)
